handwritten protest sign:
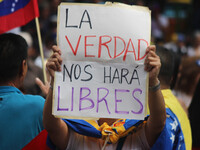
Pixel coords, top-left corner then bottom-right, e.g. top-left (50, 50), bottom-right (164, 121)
top-left (53, 2), bottom-right (151, 120)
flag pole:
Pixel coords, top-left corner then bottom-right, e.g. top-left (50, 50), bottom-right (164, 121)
top-left (35, 17), bottom-right (47, 83)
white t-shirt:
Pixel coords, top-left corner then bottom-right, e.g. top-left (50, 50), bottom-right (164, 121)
top-left (66, 125), bottom-right (150, 150)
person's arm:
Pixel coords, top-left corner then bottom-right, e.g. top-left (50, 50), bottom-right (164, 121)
top-left (144, 45), bottom-right (166, 147)
top-left (43, 46), bottom-right (69, 150)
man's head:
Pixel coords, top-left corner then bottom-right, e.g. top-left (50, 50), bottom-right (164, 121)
top-left (0, 33), bottom-right (28, 84)
top-left (156, 45), bottom-right (180, 88)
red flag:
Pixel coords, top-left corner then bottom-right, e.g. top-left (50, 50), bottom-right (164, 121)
top-left (22, 130), bottom-right (52, 150)
top-left (0, 0), bottom-right (39, 34)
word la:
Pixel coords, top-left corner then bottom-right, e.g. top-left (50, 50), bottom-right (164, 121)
top-left (65, 9), bottom-right (92, 29)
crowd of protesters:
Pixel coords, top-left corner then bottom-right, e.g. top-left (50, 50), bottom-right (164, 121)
top-left (21, 0), bottom-right (200, 115)
top-left (2, 0), bottom-right (200, 149)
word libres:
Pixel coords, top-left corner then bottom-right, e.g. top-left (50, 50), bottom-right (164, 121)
top-left (56, 86), bottom-right (143, 115)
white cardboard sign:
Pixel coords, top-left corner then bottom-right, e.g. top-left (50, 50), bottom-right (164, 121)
top-left (53, 2), bottom-right (151, 120)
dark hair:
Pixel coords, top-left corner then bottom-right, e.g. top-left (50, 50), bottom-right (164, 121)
top-left (177, 56), bottom-right (200, 95)
top-left (156, 46), bottom-right (175, 86)
top-left (0, 33), bottom-right (28, 82)
top-left (170, 52), bottom-right (181, 89)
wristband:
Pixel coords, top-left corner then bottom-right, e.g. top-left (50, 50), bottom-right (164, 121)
top-left (149, 80), bottom-right (160, 92)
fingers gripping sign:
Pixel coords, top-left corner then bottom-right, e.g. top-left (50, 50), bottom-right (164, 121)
top-left (144, 46), bottom-right (161, 86)
top-left (46, 46), bottom-right (62, 79)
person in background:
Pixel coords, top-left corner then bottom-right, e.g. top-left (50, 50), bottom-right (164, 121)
top-left (169, 49), bottom-right (188, 115)
top-left (187, 31), bottom-right (200, 57)
top-left (0, 33), bottom-right (45, 150)
top-left (151, 2), bottom-right (169, 44)
top-left (19, 32), bottom-right (44, 96)
top-left (173, 56), bottom-right (200, 108)
top-left (156, 45), bottom-right (192, 150)
top-left (164, 33), bottom-right (188, 56)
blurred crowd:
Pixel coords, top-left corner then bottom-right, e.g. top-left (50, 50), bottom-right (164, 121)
top-left (15, 0), bottom-right (200, 105)
top-left (8, 0), bottom-right (200, 148)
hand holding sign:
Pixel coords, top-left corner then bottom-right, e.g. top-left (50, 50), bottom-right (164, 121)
top-left (46, 46), bottom-right (62, 79)
top-left (48, 45), bottom-right (160, 84)
top-left (144, 45), bottom-right (161, 87)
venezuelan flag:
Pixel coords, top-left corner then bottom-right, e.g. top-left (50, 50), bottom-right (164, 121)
top-left (0, 0), bottom-right (39, 34)
top-left (22, 119), bottom-right (146, 150)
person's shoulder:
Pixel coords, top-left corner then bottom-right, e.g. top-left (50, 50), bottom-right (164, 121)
top-left (23, 94), bottom-right (45, 106)
top-left (24, 94), bottom-right (45, 100)
top-left (22, 95), bottom-right (45, 116)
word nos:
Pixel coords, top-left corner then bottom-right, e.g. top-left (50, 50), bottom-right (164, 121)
top-left (65, 9), bottom-right (149, 61)
top-left (56, 86), bottom-right (144, 115)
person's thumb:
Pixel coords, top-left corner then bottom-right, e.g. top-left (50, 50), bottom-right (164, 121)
top-left (35, 77), bottom-right (49, 96)
top-left (35, 77), bottom-right (44, 88)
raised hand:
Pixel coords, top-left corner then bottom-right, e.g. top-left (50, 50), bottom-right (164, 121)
top-left (46, 45), bottom-right (62, 80)
top-left (144, 45), bottom-right (161, 87)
